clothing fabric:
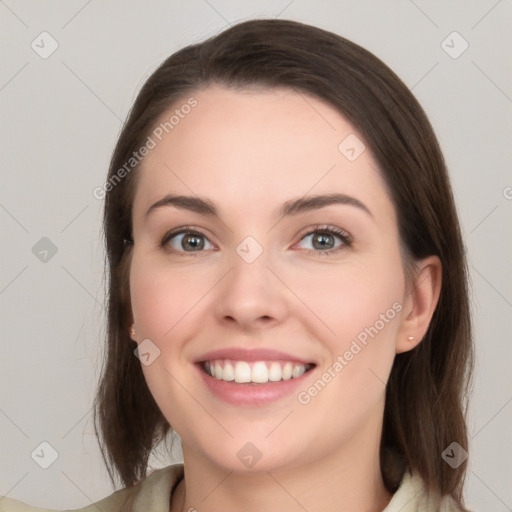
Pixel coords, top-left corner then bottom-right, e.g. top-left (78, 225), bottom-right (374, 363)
top-left (0, 463), bottom-right (466, 511)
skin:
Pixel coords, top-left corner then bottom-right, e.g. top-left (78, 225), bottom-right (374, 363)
top-left (128, 84), bottom-right (442, 512)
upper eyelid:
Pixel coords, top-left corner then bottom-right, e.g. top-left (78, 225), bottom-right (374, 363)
top-left (162, 226), bottom-right (214, 243)
top-left (295, 225), bottom-right (352, 244)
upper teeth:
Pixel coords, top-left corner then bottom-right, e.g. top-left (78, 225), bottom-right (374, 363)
top-left (203, 360), bottom-right (312, 384)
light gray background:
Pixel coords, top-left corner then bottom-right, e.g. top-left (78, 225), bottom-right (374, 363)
top-left (1, 1), bottom-right (511, 510)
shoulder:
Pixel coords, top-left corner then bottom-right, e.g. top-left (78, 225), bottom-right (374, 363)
top-left (383, 467), bottom-right (474, 512)
top-left (0, 464), bottom-right (184, 512)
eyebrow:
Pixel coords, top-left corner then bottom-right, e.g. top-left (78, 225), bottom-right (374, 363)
top-left (144, 193), bottom-right (373, 220)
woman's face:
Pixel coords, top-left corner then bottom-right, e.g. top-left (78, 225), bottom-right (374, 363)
top-left (129, 84), bottom-right (411, 473)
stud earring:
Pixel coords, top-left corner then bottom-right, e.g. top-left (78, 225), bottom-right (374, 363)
top-left (130, 327), bottom-right (136, 338)
top-left (407, 336), bottom-right (415, 342)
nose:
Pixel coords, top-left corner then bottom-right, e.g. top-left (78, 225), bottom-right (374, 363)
top-left (213, 247), bottom-right (290, 332)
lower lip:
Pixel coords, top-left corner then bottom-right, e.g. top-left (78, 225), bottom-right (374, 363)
top-left (196, 364), bottom-right (315, 407)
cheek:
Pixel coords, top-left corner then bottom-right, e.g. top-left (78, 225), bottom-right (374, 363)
top-left (129, 267), bottom-right (170, 338)
top-left (128, 257), bottom-right (204, 428)
top-left (283, 258), bottom-right (404, 347)
top-left (291, 266), bottom-right (402, 441)
top-left (129, 256), bottom-right (207, 340)
top-left (291, 259), bottom-right (403, 404)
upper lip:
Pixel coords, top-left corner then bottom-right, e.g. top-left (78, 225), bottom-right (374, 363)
top-left (194, 348), bottom-right (315, 365)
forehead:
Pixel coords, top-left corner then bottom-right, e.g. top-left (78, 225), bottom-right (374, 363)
top-left (133, 84), bottom-right (392, 222)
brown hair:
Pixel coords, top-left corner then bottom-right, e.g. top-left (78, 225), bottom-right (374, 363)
top-left (93, 18), bottom-right (474, 509)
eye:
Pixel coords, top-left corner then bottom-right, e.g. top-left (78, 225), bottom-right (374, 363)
top-left (160, 224), bottom-right (352, 257)
top-left (161, 227), bottom-right (215, 256)
top-left (295, 225), bottom-right (352, 255)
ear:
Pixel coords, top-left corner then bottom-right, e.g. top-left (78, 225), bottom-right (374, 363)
top-left (396, 255), bottom-right (442, 354)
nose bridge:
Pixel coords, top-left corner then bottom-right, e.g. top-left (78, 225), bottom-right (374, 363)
top-left (213, 232), bottom-right (288, 327)
top-left (229, 233), bottom-right (273, 299)
top-left (235, 234), bottom-right (266, 266)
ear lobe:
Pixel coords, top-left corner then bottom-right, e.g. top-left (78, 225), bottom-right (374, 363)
top-left (396, 255), bottom-right (442, 354)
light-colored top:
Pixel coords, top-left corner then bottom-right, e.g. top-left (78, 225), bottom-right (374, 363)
top-left (0, 463), bottom-right (467, 511)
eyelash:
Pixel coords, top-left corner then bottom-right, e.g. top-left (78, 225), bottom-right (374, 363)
top-left (160, 224), bottom-right (353, 257)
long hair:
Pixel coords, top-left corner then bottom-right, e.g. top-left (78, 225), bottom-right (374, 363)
top-left (93, 18), bottom-right (474, 509)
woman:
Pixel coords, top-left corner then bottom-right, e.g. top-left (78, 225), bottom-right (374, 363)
top-left (0, 18), bottom-right (474, 512)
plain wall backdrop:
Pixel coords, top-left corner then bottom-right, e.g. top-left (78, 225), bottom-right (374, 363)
top-left (1, 1), bottom-right (511, 510)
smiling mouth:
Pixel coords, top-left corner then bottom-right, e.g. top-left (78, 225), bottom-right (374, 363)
top-left (200, 359), bottom-right (316, 384)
